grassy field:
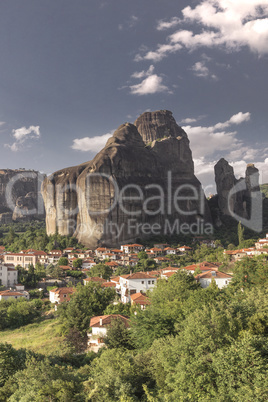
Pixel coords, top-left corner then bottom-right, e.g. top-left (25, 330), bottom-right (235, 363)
top-left (0, 317), bottom-right (66, 355)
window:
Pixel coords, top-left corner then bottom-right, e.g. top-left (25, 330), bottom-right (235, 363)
top-left (148, 281), bottom-right (151, 284)
top-left (130, 289), bottom-right (136, 295)
top-left (152, 280), bottom-right (154, 284)
top-left (141, 281), bottom-right (144, 284)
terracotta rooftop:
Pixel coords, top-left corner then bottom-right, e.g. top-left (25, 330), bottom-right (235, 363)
top-left (130, 292), bottom-right (150, 305)
top-left (90, 314), bottom-right (130, 328)
top-left (124, 272), bottom-right (156, 280)
top-left (196, 271), bottom-right (232, 279)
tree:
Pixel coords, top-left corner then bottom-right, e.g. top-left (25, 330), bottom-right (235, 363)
top-left (0, 343), bottom-right (26, 387)
top-left (131, 271), bottom-right (201, 349)
top-left (90, 263), bottom-right (113, 280)
top-left (137, 251), bottom-right (148, 260)
top-left (238, 221), bottom-right (245, 246)
top-left (72, 258), bottom-right (83, 269)
top-left (104, 317), bottom-right (133, 349)
top-left (8, 357), bottom-right (86, 401)
top-left (58, 257), bottom-right (69, 266)
top-left (88, 349), bottom-right (154, 401)
top-left (58, 282), bottom-right (115, 336)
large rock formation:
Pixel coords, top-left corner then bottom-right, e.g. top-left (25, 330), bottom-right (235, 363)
top-left (42, 110), bottom-right (212, 248)
top-left (0, 169), bottom-right (45, 223)
top-left (214, 159), bottom-right (262, 229)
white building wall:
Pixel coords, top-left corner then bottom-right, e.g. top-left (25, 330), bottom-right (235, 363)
top-left (119, 277), bottom-right (156, 303)
top-left (199, 277), bottom-right (232, 289)
top-left (0, 265), bottom-right (18, 287)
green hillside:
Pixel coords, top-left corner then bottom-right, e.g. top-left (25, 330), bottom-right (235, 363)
top-left (0, 317), bottom-right (66, 355)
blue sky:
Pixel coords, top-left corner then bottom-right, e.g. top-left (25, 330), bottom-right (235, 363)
top-left (0, 0), bottom-right (268, 192)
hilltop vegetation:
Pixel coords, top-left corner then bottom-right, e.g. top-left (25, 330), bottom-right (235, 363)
top-left (261, 183), bottom-right (268, 198)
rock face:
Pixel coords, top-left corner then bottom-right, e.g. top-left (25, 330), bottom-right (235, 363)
top-left (214, 158), bottom-right (261, 221)
top-left (0, 169), bottom-right (45, 222)
top-left (42, 110), bottom-right (212, 248)
top-left (134, 110), bottom-right (187, 144)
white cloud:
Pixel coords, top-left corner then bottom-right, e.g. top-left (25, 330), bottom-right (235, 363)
top-left (137, 1), bottom-right (268, 61)
top-left (183, 112), bottom-right (251, 159)
top-left (157, 17), bottom-right (181, 31)
top-left (129, 74), bottom-right (170, 95)
top-left (5, 125), bottom-right (40, 152)
top-left (191, 60), bottom-right (218, 79)
top-left (129, 65), bottom-right (170, 95)
top-left (71, 130), bottom-right (114, 152)
top-left (131, 65), bottom-right (155, 79)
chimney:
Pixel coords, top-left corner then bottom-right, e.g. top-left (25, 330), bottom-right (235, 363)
top-left (100, 318), bottom-right (103, 326)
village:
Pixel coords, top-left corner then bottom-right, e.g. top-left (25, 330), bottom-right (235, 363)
top-left (1, 232), bottom-right (268, 351)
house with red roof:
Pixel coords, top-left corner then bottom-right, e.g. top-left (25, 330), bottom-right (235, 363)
top-left (83, 277), bottom-right (106, 285)
top-left (49, 287), bottom-right (75, 304)
top-left (4, 252), bottom-right (38, 269)
top-left (130, 292), bottom-right (150, 309)
top-left (120, 244), bottom-right (143, 254)
top-left (0, 289), bottom-right (29, 301)
top-left (195, 271), bottom-right (232, 289)
top-left (119, 271), bottom-right (156, 303)
top-left (88, 314), bottom-right (130, 352)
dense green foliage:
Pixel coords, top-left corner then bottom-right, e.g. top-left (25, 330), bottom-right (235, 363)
top-left (1, 219), bottom-right (268, 400)
top-left (0, 298), bottom-right (43, 330)
top-left (0, 222), bottom-right (83, 252)
top-left (58, 282), bottom-right (116, 337)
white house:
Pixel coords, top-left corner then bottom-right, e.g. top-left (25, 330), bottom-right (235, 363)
top-left (0, 264), bottom-right (18, 287)
top-left (0, 289), bottom-right (29, 301)
top-left (164, 247), bottom-right (177, 255)
top-left (87, 314), bottom-right (130, 352)
top-left (195, 271), bottom-right (232, 289)
top-left (49, 287), bottom-right (75, 304)
top-left (4, 253), bottom-right (38, 269)
top-left (120, 244), bottom-right (143, 254)
top-left (255, 234), bottom-right (268, 249)
top-left (82, 259), bottom-right (96, 269)
top-left (119, 272), bottom-right (156, 303)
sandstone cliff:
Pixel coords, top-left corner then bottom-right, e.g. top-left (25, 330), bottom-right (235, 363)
top-left (0, 169), bottom-right (45, 223)
top-left (42, 110), bottom-right (212, 248)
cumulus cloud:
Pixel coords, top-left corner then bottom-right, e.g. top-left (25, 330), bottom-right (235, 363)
top-left (183, 112), bottom-right (250, 159)
top-left (71, 130), bottom-right (114, 152)
top-left (130, 75), bottom-right (170, 95)
top-left (136, 0), bottom-right (268, 61)
top-left (129, 65), bottom-right (170, 95)
top-left (5, 125), bottom-right (40, 152)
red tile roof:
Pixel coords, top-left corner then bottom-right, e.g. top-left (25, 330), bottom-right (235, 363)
top-left (130, 292), bottom-right (150, 305)
top-left (124, 272), bottom-right (155, 280)
top-left (90, 314), bottom-right (130, 328)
